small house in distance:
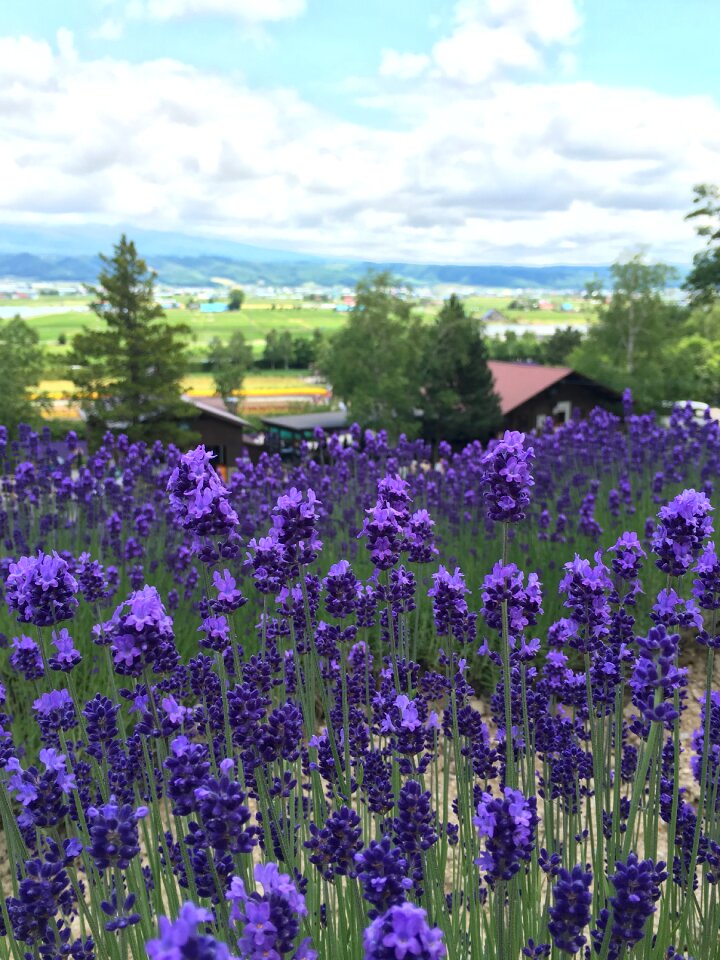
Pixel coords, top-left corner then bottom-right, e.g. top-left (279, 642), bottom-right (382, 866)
top-left (260, 412), bottom-right (348, 458)
top-left (488, 361), bottom-right (620, 432)
top-left (480, 308), bottom-right (508, 324)
top-left (182, 396), bottom-right (252, 472)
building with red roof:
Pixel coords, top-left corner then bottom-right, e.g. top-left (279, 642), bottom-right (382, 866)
top-left (487, 361), bottom-right (619, 432)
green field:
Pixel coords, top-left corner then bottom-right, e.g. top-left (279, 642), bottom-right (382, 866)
top-left (9, 300), bottom-right (349, 358)
top-left (9, 295), bottom-right (597, 361)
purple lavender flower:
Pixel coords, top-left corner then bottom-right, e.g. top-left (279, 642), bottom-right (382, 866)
top-left (198, 614), bottom-right (232, 652)
top-left (363, 902), bottom-right (446, 960)
top-left (405, 509), bottom-right (438, 564)
top-left (6, 749), bottom-right (76, 828)
top-left (305, 806), bottom-right (363, 881)
top-left (167, 445), bottom-right (239, 558)
top-left (629, 625), bottom-right (686, 728)
top-left (6, 845), bottom-right (77, 951)
top-left (690, 691), bottom-right (720, 793)
top-left (146, 903), bottom-right (233, 960)
top-left (323, 560), bottom-right (361, 619)
top-left (32, 689), bottom-right (77, 742)
top-left (558, 552), bottom-right (613, 649)
top-left (104, 585), bottom-right (178, 677)
top-left (547, 864), bottom-right (592, 954)
top-left (211, 569), bottom-right (247, 614)
top-left (651, 588), bottom-right (703, 630)
top-left (360, 503), bottom-right (405, 571)
top-left (9, 633), bottom-right (44, 680)
top-left (355, 837), bottom-right (413, 917)
top-left (82, 694), bottom-right (120, 759)
top-left (481, 430), bottom-right (535, 523)
top-left (227, 862), bottom-right (312, 959)
top-left (86, 798), bottom-right (148, 870)
top-left (48, 627), bottom-right (82, 672)
top-left (5, 550), bottom-right (78, 626)
top-left (76, 552), bottom-right (110, 603)
top-left (652, 489), bottom-right (713, 577)
top-left (480, 561), bottom-right (542, 635)
top-left (428, 566), bottom-right (476, 645)
top-left (592, 854), bottom-right (667, 959)
top-left (473, 787), bottom-right (538, 884)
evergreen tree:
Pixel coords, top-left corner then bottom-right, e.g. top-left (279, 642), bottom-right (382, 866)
top-left (68, 235), bottom-right (192, 445)
top-left (0, 316), bottom-right (47, 431)
top-left (419, 294), bottom-right (501, 447)
top-left (208, 331), bottom-right (254, 407)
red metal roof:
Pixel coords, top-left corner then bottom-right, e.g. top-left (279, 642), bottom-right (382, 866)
top-left (488, 361), bottom-right (572, 415)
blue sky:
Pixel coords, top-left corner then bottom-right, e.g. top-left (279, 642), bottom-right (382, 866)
top-left (0, 0), bottom-right (718, 263)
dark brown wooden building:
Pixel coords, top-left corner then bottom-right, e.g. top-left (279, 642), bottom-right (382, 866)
top-left (488, 361), bottom-right (620, 432)
top-left (183, 396), bottom-right (253, 469)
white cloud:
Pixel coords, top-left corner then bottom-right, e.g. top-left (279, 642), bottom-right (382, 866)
top-left (0, 33), bottom-right (717, 265)
top-left (383, 0), bottom-right (581, 89)
top-left (432, 23), bottom-right (539, 84)
top-left (128, 0), bottom-right (306, 23)
top-left (379, 49), bottom-right (430, 80)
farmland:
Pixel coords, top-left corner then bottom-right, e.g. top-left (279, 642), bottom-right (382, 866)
top-left (6, 293), bottom-right (595, 359)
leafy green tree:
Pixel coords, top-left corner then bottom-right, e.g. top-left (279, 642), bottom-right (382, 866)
top-left (571, 252), bottom-right (681, 407)
top-left (419, 294), bottom-right (501, 447)
top-left (0, 316), bottom-right (47, 431)
top-left (542, 326), bottom-right (584, 365)
top-left (208, 332), bottom-right (254, 407)
top-left (685, 184), bottom-right (720, 308)
top-left (487, 330), bottom-right (544, 363)
top-left (227, 288), bottom-right (245, 311)
top-left (68, 235), bottom-right (192, 445)
top-left (322, 271), bottom-right (424, 437)
top-left (263, 329), bottom-right (294, 369)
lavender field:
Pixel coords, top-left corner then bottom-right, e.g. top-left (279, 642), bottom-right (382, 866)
top-left (0, 399), bottom-right (718, 960)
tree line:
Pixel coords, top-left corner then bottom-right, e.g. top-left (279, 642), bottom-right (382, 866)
top-left (3, 184), bottom-right (720, 446)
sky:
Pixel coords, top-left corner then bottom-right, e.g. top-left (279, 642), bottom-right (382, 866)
top-left (1, 0), bottom-right (719, 265)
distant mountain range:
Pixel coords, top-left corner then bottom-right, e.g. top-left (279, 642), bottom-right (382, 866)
top-left (0, 223), bottom-right (645, 290)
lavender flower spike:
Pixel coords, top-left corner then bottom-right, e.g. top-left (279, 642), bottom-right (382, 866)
top-left (481, 430), bottom-right (535, 523)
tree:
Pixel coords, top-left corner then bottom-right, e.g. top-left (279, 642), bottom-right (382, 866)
top-left (227, 288), bottom-right (245, 312)
top-left (419, 295), bottom-right (501, 447)
top-left (571, 252), bottom-right (682, 408)
top-left (207, 332), bottom-right (254, 408)
top-left (321, 271), bottom-right (424, 438)
top-left (0, 316), bottom-right (47, 431)
top-left (685, 184), bottom-right (720, 308)
top-left (68, 235), bottom-right (192, 445)
top-left (542, 326), bottom-right (584, 365)
top-left (263, 329), bottom-right (294, 369)
top-left (583, 276), bottom-right (605, 302)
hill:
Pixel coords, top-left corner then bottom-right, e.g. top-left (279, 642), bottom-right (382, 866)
top-left (0, 252), bottom-right (616, 290)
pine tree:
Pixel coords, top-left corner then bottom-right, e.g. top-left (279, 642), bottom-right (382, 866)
top-left (68, 236), bottom-right (192, 445)
top-left (419, 294), bottom-right (502, 447)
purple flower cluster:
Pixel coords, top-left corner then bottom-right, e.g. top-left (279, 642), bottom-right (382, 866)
top-left (167, 445), bottom-right (239, 555)
top-left (473, 787), bottom-right (538, 884)
top-left (481, 430), bottom-right (535, 523)
top-left (363, 903), bottom-right (446, 960)
top-left (5, 551), bottom-right (78, 626)
top-left (652, 489), bottom-right (713, 576)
